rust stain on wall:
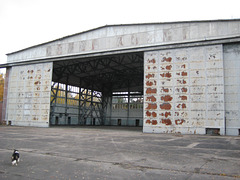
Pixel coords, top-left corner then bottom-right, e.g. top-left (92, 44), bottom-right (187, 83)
top-left (160, 112), bottom-right (171, 118)
top-left (34, 81), bottom-right (41, 85)
top-left (181, 64), bottom-right (186, 68)
top-left (148, 59), bottom-right (156, 64)
top-left (177, 79), bottom-right (187, 84)
top-left (146, 120), bottom-right (151, 124)
top-left (152, 120), bottom-right (157, 125)
top-left (146, 103), bottom-right (157, 110)
top-left (147, 66), bottom-right (157, 70)
top-left (160, 103), bottom-right (172, 110)
top-left (146, 80), bottom-right (156, 86)
top-left (152, 112), bottom-right (157, 117)
top-left (35, 74), bottom-right (42, 80)
top-left (160, 72), bottom-right (172, 78)
top-left (182, 87), bottom-right (188, 93)
top-left (161, 65), bottom-right (173, 70)
top-left (146, 74), bottom-right (155, 79)
top-left (181, 71), bottom-right (188, 76)
top-left (175, 119), bottom-right (185, 125)
top-left (146, 96), bottom-right (156, 102)
top-left (32, 116), bottom-right (39, 121)
top-left (179, 96), bottom-right (187, 100)
top-left (176, 87), bottom-right (188, 92)
top-left (162, 118), bottom-right (172, 125)
top-left (166, 65), bottom-right (172, 70)
top-left (162, 57), bottom-right (172, 62)
top-left (161, 87), bottom-right (170, 93)
top-left (176, 71), bottom-right (188, 76)
top-left (146, 119), bottom-right (158, 125)
top-left (146, 88), bottom-right (157, 94)
top-left (161, 95), bottom-right (173, 102)
top-left (146, 111), bottom-right (151, 117)
top-left (146, 111), bottom-right (157, 117)
top-left (27, 70), bottom-right (34, 74)
top-left (176, 103), bottom-right (186, 109)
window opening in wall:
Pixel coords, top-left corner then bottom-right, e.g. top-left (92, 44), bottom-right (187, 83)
top-left (51, 82), bottom-right (103, 126)
top-left (112, 92), bottom-right (143, 110)
top-left (206, 128), bottom-right (220, 135)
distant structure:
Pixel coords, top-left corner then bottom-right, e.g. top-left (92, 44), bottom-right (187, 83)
top-left (1, 19), bottom-right (240, 136)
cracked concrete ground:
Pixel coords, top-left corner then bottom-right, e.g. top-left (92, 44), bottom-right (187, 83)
top-left (0, 126), bottom-right (239, 180)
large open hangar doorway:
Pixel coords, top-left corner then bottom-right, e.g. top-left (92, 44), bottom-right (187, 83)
top-left (50, 52), bottom-right (144, 126)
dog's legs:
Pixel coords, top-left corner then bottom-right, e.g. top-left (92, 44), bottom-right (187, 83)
top-left (12, 160), bottom-right (16, 166)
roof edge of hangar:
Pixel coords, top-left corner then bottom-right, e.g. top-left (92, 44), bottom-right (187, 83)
top-left (6, 18), bottom-right (240, 56)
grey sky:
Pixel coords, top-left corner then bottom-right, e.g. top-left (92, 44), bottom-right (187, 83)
top-left (0, 0), bottom-right (239, 66)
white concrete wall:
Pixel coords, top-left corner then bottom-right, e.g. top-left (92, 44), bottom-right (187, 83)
top-left (51, 105), bottom-right (143, 126)
top-left (7, 20), bottom-right (240, 63)
top-left (143, 45), bottom-right (225, 135)
top-left (111, 108), bottom-right (143, 126)
top-left (6, 63), bottom-right (53, 127)
top-left (223, 43), bottom-right (240, 136)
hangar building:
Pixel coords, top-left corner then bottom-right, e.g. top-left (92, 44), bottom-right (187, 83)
top-left (1, 19), bottom-right (240, 136)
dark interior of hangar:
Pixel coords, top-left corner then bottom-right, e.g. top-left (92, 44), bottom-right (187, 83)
top-left (50, 52), bottom-right (144, 126)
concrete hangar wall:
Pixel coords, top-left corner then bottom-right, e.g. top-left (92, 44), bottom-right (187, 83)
top-left (1, 19), bottom-right (240, 135)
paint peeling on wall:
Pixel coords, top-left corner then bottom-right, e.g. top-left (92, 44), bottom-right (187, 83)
top-left (6, 63), bottom-right (53, 127)
top-left (144, 45), bottom-right (225, 135)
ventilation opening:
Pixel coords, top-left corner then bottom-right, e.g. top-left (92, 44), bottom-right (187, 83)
top-left (118, 119), bottom-right (121, 126)
top-left (206, 128), bottom-right (220, 135)
top-left (8, 121), bottom-right (12, 126)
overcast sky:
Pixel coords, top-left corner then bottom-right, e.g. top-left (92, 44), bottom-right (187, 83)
top-left (0, 0), bottom-right (240, 66)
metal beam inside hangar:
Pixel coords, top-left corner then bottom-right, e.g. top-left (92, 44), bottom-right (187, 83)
top-left (50, 52), bottom-right (144, 126)
top-left (52, 52), bottom-right (143, 92)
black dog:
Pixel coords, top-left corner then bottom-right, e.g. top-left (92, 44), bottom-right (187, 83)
top-left (11, 150), bottom-right (20, 166)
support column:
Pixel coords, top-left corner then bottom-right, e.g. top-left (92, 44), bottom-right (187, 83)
top-left (90, 86), bottom-right (93, 125)
top-left (50, 82), bottom-right (60, 125)
top-left (127, 82), bottom-right (130, 126)
top-left (1, 67), bottom-right (10, 125)
top-left (65, 79), bottom-right (68, 125)
top-left (78, 79), bottom-right (82, 125)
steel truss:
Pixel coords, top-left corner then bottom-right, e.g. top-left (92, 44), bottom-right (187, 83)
top-left (50, 52), bottom-right (143, 126)
top-left (50, 82), bottom-right (108, 125)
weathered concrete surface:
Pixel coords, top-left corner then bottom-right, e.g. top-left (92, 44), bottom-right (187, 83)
top-left (144, 45), bottom-right (225, 135)
top-left (0, 126), bottom-right (239, 180)
top-left (6, 20), bottom-right (240, 64)
top-left (5, 63), bottom-right (53, 127)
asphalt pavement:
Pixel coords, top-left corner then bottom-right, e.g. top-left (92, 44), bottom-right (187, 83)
top-left (0, 126), bottom-right (239, 180)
